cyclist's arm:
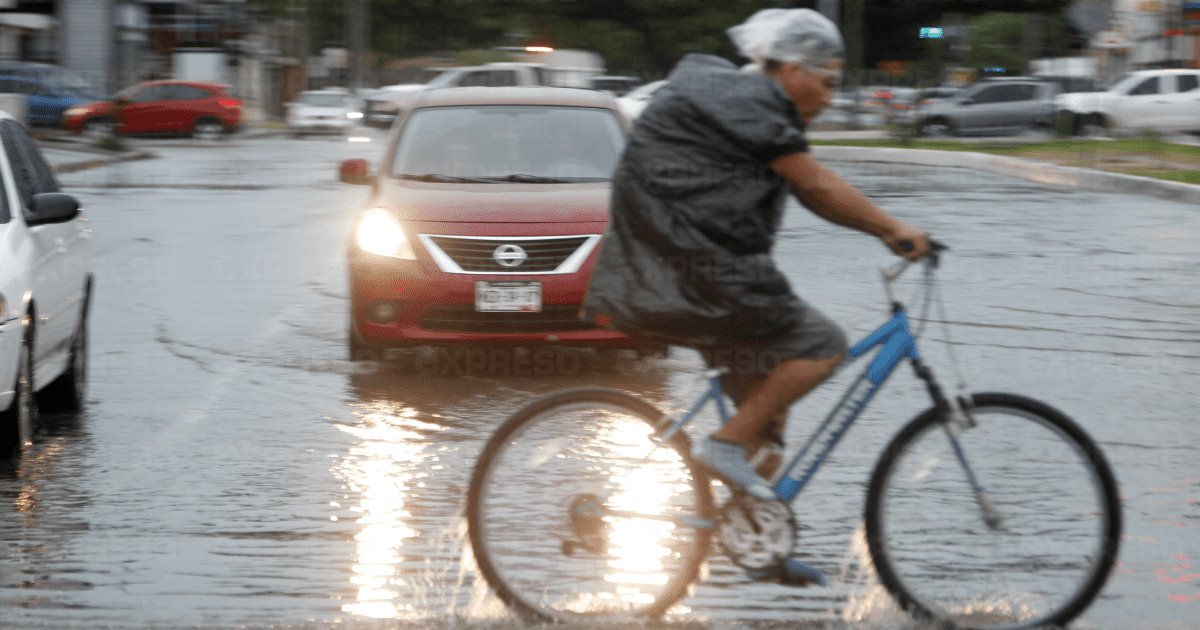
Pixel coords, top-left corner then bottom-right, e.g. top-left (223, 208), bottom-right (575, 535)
top-left (770, 151), bottom-right (928, 259)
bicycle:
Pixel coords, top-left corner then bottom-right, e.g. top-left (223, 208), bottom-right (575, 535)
top-left (466, 243), bottom-right (1122, 629)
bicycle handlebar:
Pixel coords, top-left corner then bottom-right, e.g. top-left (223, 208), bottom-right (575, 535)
top-left (882, 238), bottom-right (948, 304)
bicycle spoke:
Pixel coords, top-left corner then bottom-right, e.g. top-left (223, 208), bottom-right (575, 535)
top-left (866, 395), bottom-right (1120, 630)
top-left (468, 393), bottom-right (713, 622)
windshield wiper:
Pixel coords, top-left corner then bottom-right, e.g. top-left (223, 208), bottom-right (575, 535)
top-left (477, 174), bottom-right (576, 184)
top-left (398, 173), bottom-right (497, 183)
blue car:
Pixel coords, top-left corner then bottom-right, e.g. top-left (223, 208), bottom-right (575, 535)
top-left (0, 64), bottom-right (101, 127)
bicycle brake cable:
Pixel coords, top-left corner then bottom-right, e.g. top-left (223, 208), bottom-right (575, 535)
top-left (931, 266), bottom-right (969, 394)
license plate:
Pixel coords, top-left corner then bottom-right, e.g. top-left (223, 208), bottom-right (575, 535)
top-left (475, 281), bottom-right (542, 312)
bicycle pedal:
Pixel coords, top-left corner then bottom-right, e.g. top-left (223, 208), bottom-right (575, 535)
top-left (745, 558), bottom-right (829, 588)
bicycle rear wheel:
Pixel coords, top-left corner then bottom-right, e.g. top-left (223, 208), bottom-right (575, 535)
top-left (466, 388), bottom-right (714, 623)
top-left (865, 392), bottom-right (1121, 630)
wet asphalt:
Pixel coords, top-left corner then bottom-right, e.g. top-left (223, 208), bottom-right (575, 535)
top-left (1, 129), bottom-right (1196, 629)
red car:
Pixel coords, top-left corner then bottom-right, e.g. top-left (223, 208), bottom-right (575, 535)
top-left (341, 87), bottom-right (662, 361)
top-left (62, 80), bottom-right (241, 138)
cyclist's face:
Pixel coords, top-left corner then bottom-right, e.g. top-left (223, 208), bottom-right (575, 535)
top-left (775, 60), bottom-right (842, 124)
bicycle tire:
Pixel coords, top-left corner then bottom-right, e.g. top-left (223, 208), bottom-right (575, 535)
top-left (864, 392), bottom-right (1121, 630)
top-left (466, 388), bottom-right (715, 622)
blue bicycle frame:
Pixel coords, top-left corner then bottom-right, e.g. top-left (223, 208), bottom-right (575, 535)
top-left (658, 309), bottom-right (921, 503)
top-left (654, 257), bottom-right (985, 510)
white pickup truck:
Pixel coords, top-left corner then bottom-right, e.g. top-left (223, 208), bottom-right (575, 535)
top-left (363, 62), bottom-right (602, 128)
top-left (1056, 69), bottom-right (1200, 135)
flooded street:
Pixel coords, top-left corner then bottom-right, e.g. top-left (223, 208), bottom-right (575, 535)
top-left (2, 131), bottom-right (1196, 629)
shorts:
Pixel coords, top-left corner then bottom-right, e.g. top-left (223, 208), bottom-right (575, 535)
top-left (695, 301), bottom-right (847, 409)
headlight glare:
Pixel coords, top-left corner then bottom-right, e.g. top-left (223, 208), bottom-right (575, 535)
top-left (347, 111), bottom-right (364, 119)
top-left (356, 208), bottom-right (416, 259)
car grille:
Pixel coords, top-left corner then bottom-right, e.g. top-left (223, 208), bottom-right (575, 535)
top-left (425, 236), bottom-right (591, 273)
top-left (420, 305), bottom-right (593, 333)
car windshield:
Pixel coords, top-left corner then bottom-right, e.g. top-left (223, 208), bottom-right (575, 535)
top-left (425, 69), bottom-right (462, 88)
top-left (299, 93), bottom-right (347, 107)
top-left (391, 105), bottom-right (626, 183)
top-left (1107, 73), bottom-right (1143, 93)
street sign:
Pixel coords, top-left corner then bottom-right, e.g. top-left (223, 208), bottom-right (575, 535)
top-left (919, 27), bottom-right (944, 39)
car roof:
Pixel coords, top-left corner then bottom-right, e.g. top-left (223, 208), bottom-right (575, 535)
top-left (140, 80), bottom-right (228, 89)
top-left (1129, 68), bottom-right (1200, 75)
top-left (414, 86), bottom-right (618, 109)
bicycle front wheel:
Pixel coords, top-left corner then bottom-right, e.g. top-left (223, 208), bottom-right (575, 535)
top-left (865, 392), bottom-right (1121, 630)
top-left (466, 388), bottom-right (714, 623)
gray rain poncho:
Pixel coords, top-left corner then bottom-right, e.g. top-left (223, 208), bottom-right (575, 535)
top-left (581, 53), bottom-right (812, 347)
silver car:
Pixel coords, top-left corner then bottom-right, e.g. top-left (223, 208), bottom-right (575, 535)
top-left (917, 78), bottom-right (1057, 137)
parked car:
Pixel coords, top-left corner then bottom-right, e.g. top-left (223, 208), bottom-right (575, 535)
top-left (917, 77), bottom-right (1057, 136)
top-left (0, 73), bottom-right (102, 127)
top-left (339, 86), bottom-right (660, 360)
top-left (616, 79), bottom-right (668, 119)
top-left (589, 75), bottom-right (642, 96)
top-left (286, 88), bottom-right (360, 136)
top-left (62, 80), bottom-right (242, 139)
top-left (0, 113), bottom-right (91, 458)
top-left (1056, 69), bottom-right (1200, 136)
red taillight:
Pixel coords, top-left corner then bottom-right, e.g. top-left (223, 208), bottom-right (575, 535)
top-left (218, 97), bottom-right (241, 109)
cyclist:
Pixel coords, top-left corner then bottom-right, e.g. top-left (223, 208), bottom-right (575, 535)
top-left (583, 8), bottom-right (929, 501)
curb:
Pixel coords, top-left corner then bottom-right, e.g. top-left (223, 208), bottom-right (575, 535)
top-left (812, 145), bottom-right (1200, 205)
top-left (53, 150), bottom-right (156, 174)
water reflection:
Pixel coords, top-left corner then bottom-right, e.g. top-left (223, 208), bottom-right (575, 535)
top-left (334, 403), bottom-right (434, 619)
top-left (336, 352), bottom-right (680, 620)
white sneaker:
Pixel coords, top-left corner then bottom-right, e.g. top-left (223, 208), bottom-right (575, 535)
top-left (691, 438), bottom-right (776, 500)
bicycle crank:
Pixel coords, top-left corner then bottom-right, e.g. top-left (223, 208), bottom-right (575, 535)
top-left (718, 495), bottom-right (796, 570)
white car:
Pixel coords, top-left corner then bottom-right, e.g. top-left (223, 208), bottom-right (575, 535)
top-left (285, 89), bottom-right (362, 136)
top-left (0, 113), bottom-right (91, 458)
top-left (616, 79), bottom-right (668, 119)
top-left (1056, 69), bottom-right (1200, 135)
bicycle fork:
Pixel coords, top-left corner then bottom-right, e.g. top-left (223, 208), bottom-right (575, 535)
top-left (912, 359), bottom-right (1003, 530)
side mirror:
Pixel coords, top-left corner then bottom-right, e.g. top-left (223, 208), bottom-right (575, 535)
top-left (959, 98), bottom-right (974, 106)
top-left (339, 159), bottom-right (372, 185)
top-left (114, 96), bottom-right (130, 106)
top-left (27, 193), bottom-right (81, 226)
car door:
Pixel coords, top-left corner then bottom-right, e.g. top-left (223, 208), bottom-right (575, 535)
top-left (119, 84), bottom-right (171, 133)
top-left (958, 84), bottom-right (1005, 134)
top-left (0, 120), bottom-right (76, 371)
top-left (162, 84), bottom-right (213, 133)
top-left (1110, 75), bottom-right (1172, 130)
top-left (1164, 73), bottom-right (1200, 131)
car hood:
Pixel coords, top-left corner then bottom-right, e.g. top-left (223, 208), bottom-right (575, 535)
top-left (374, 179), bottom-right (611, 223)
top-left (1055, 91), bottom-right (1108, 110)
top-left (290, 105), bottom-right (350, 115)
top-left (74, 101), bottom-right (114, 115)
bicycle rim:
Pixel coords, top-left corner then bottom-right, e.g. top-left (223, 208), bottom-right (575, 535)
top-left (866, 393), bottom-right (1120, 629)
top-left (467, 390), bottom-right (713, 622)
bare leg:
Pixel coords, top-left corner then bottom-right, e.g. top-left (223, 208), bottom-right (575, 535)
top-left (712, 353), bottom-right (844, 444)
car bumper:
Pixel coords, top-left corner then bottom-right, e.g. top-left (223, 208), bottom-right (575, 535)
top-left (0, 317), bottom-right (19, 411)
top-left (289, 118), bottom-right (354, 133)
top-left (348, 252), bottom-right (648, 349)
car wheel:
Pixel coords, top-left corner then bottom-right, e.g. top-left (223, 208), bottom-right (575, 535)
top-left (193, 117), bottom-right (226, 141)
top-left (1077, 114), bottom-right (1107, 137)
top-left (0, 334), bottom-right (37, 459)
top-left (919, 118), bottom-right (954, 137)
top-left (83, 117), bottom-right (116, 140)
top-left (35, 299), bottom-right (88, 413)
top-left (349, 324), bottom-right (379, 362)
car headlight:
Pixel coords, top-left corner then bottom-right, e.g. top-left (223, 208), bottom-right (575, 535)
top-left (355, 208), bottom-right (416, 259)
top-left (346, 111), bottom-right (363, 119)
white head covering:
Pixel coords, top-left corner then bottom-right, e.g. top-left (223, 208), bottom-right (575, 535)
top-left (727, 8), bottom-right (845, 70)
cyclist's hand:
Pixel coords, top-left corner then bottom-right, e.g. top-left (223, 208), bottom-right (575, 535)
top-left (884, 225), bottom-right (930, 261)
